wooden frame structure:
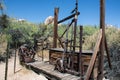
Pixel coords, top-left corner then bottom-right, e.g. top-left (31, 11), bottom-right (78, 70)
top-left (3, 0), bottom-right (112, 80)
top-left (52, 0), bottom-right (112, 80)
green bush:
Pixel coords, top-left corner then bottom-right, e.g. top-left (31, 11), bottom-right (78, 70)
top-left (104, 28), bottom-right (120, 78)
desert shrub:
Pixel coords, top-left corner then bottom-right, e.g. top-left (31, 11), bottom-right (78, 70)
top-left (8, 19), bottom-right (40, 48)
top-left (83, 25), bottom-right (99, 36)
top-left (82, 25), bottom-right (99, 50)
top-left (82, 26), bottom-right (120, 79)
top-left (82, 31), bottom-right (99, 50)
top-left (104, 27), bottom-right (120, 78)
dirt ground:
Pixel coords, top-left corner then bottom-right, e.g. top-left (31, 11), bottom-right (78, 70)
top-left (0, 55), bottom-right (48, 80)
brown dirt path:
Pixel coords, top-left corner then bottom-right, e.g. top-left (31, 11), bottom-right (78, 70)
top-left (0, 55), bottom-right (48, 80)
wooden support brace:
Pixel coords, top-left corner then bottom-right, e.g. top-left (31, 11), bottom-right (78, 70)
top-left (105, 37), bottom-right (112, 69)
top-left (85, 29), bottom-right (102, 80)
top-left (58, 12), bottom-right (80, 24)
top-left (57, 38), bottom-right (64, 48)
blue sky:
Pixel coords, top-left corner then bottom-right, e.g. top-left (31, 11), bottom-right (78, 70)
top-left (4, 0), bottom-right (120, 27)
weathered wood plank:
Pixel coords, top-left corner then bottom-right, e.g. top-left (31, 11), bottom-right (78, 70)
top-left (26, 61), bottom-right (80, 80)
top-left (85, 29), bottom-right (102, 80)
top-left (62, 75), bottom-right (80, 80)
top-left (49, 48), bottom-right (93, 55)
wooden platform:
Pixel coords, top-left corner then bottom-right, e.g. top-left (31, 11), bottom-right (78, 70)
top-left (25, 61), bottom-right (80, 80)
top-left (24, 48), bottom-right (95, 80)
top-left (49, 48), bottom-right (93, 71)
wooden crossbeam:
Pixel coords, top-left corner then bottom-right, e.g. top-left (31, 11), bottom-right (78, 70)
top-left (58, 12), bottom-right (80, 24)
top-left (85, 29), bottom-right (102, 80)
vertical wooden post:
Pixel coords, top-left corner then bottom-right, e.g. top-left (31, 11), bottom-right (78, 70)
top-left (85, 29), bottom-right (102, 80)
top-left (14, 42), bottom-right (17, 73)
top-left (71, 17), bottom-right (77, 70)
top-left (5, 42), bottom-right (9, 80)
top-left (53, 8), bottom-right (59, 48)
top-left (79, 25), bottom-right (84, 80)
top-left (42, 41), bottom-right (44, 61)
top-left (98, 0), bottom-right (105, 80)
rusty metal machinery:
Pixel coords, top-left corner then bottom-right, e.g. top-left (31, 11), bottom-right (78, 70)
top-left (18, 44), bottom-right (36, 63)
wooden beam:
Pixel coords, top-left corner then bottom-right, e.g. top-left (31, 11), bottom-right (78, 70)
top-left (14, 43), bottom-right (17, 73)
top-left (57, 38), bottom-right (64, 48)
top-left (71, 14), bottom-right (78, 70)
top-left (79, 25), bottom-right (84, 80)
top-left (58, 12), bottom-right (80, 24)
top-left (59, 19), bottom-right (74, 39)
top-left (58, 20), bottom-right (74, 48)
top-left (5, 42), bottom-right (9, 80)
top-left (85, 29), bottom-right (102, 80)
top-left (98, 0), bottom-right (105, 79)
top-left (105, 37), bottom-right (112, 69)
top-left (53, 8), bottom-right (59, 48)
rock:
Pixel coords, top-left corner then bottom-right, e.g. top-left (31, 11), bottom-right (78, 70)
top-left (44, 16), bottom-right (54, 25)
